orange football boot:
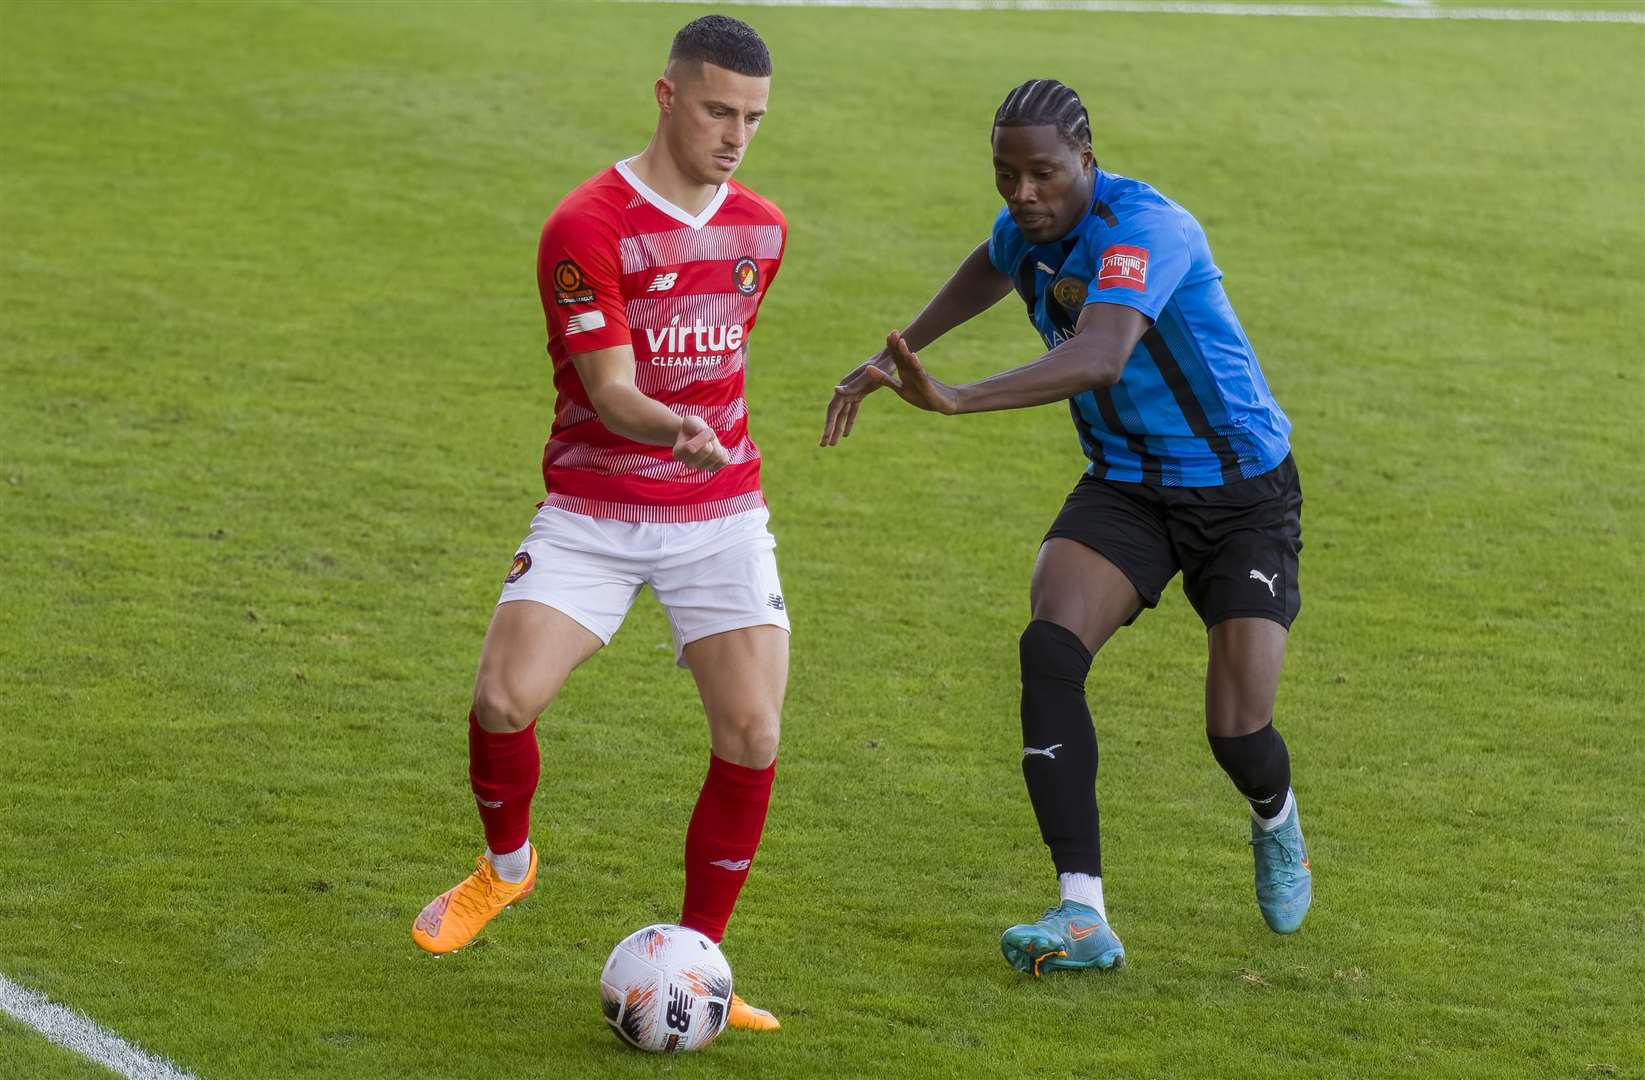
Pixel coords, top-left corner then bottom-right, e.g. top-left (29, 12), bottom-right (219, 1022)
top-left (727, 993), bottom-right (780, 1032)
top-left (411, 848), bottom-right (537, 954)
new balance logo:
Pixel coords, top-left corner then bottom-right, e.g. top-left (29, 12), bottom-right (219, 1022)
top-left (413, 894), bottom-right (450, 937)
top-left (476, 798), bottom-right (503, 808)
top-left (1023, 744), bottom-right (1063, 760)
top-left (1249, 569), bottom-right (1278, 597)
top-left (647, 272), bottom-right (679, 293)
top-left (1035, 261), bottom-right (1055, 275)
top-left (767, 593), bottom-right (784, 611)
top-left (709, 858), bottom-right (751, 872)
top-left (665, 985), bottom-right (692, 1032)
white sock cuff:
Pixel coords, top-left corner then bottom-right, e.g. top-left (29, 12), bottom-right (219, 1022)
top-left (1254, 789), bottom-right (1296, 832)
top-left (486, 840), bottom-right (533, 883)
top-left (1058, 872), bottom-right (1107, 920)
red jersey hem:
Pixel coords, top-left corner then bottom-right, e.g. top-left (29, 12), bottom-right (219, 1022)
top-left (540, 490), bottom-right (767, 523)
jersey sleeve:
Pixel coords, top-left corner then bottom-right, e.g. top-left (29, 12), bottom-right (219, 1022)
top-left (1083, 210), bottom-right (1192, 321)
top-left (763, 212), bottom-right (788, 294)
top-left (536, 210), bottom-right (630, 356)
top-left (986, 206), bottom-right (1027, 278)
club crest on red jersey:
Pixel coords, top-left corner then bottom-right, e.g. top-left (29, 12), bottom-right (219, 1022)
top-left (732, 257), bottom-right (759, 296)
top-left (505, 551), bottom-right (532, 583)
top-left (553, 259), bottom-right (595, 306)
top-left (1097, 245), bottom-right (1148, 292)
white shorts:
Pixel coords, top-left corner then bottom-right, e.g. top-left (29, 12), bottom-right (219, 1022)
top-left (497, 505), bottom-right (789, 665)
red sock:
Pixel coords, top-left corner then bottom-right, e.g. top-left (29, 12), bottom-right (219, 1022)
top-left (468, 710), bottom-right (539, 854)
top-left (680, 754), bottom-right (775, 943)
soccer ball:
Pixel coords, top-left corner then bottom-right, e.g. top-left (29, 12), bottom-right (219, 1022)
top-left (599, 924), bottom-right (733, 1053)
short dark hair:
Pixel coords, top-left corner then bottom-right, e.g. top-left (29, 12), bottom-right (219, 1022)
top-left (993, 79), bottom-right (1091, 151)
top-left (669, 15), bottom-right (772, 78)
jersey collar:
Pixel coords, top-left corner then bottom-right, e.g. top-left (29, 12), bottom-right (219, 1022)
top-left (1091, 168), bottom-right (1110, 208)
top-left (616, 158), bottom-right (729, 231)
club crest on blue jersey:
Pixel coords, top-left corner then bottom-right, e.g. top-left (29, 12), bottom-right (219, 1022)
top-left (1052, 276), bottom-right (1087, 313)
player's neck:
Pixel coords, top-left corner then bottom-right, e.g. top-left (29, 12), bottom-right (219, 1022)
top-left (627, 142), bottom-right (721, 218)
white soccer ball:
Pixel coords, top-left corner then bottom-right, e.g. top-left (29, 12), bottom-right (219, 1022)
top-left (599, 924), bottom-right (734, 1053)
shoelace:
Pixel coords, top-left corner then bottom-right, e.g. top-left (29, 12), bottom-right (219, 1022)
top-left (1040, 904), bottom-right (1106, 930)
top-left (1250, 829), bottom-right (1305, 887)
top-left (448, 857), bottom-right (506, 920)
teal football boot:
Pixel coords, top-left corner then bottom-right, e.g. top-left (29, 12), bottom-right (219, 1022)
top-left (1000, 900), bottom-right (1124, 976)
top-left (1251, 801), bottom-right (1312, 933)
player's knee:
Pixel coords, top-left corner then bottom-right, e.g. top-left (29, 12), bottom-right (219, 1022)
top-left (471, 678), bottom-right (541, 733)
top-left (711, 709), bottom-right (780, 768)
top-left (1020, 619), bottom-right (1094, 687)
top-left (1205, 708), bottom-right (1271, 740)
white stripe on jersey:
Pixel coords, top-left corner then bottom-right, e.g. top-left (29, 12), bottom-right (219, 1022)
top-left (564, 310), bottom-right (606, 335)
top-left (553, 399), bottom-right (745, 437)
top-left (619, 224), bottom-right (784, 275)
top-left (546, 437), bottom-right (759, 482)
top-left (675, 399), bottom-right (749, 430)
top-left (633, 350), bottom-right (746, 396)
top-left (625, 291), bottom-right (760, 332)
top-left (626, 437), bottom-right (758, 481)
top-left (556, 402), bottom-right (600, 429)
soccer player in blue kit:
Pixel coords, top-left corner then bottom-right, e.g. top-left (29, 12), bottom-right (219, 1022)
top-left (822, 80), bottom-right (1312, 975)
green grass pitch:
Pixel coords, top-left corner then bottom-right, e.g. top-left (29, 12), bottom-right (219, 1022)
top-left (2, 2), bottom-right (1642, 1077)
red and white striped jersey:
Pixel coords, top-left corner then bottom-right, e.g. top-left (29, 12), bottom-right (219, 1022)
top-left (534, 159), bottom-right (786, 523)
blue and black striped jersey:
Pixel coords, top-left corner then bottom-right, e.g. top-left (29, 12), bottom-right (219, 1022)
top-left (987, 170), bottom-right (1290, 487)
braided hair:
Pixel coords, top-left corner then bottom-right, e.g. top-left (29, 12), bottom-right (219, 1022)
top-left (993, 79), bottom-right (1091, 151)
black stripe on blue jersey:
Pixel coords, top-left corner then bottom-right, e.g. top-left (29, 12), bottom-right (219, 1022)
top-left (1067, 399), bottom-right (1110, 475)
top-left (1093, 200), bottom-right (1118, 227)
top-left (1152, 305), bottom-right (1269, 476)
top-left (1138, 327), bottom-right (1243, 485)
top-left (1041, 265), bottom-right (1160, 482)
top-left (1090, 385), bottom-right (1163, 484)
top-left (1046, 291), bottom-right (1164, 483)
top-left (1012, 255), bottom-right (1037, 316)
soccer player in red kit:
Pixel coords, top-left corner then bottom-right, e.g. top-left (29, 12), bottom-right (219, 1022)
top-left (411, 16), bottom-right (787, 1031)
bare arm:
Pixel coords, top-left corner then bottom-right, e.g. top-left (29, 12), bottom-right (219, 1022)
top-left (896, 240), bottom-right (1015, 355)
top-left (571, 344), bottom-right (728, 471)
top-left (821, 241), bottom-right (1012, 445)
top-left (866, 302), bottom-right (1151, 416)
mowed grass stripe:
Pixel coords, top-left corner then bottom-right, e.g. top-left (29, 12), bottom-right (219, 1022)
top-left (616, 0), bottom-right (1645, 24)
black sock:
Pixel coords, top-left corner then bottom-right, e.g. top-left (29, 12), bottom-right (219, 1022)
top-left (1208, 721), bottom-right (1291, 819)
top-left (1019, 620), bottom-right (1100, 876)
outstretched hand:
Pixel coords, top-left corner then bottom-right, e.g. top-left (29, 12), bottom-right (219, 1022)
top-left (864, 331), bottom-right (960, 416)
top-left (820, 348), bottom-right (893, 447)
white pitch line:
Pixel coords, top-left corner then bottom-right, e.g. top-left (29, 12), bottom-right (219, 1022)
top-left (613, 0), bottom-right (1645, 24)
top-left (0, 972), bottom-right (200, 1080)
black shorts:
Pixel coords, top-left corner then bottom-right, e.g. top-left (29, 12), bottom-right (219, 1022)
top-left (1043, 455), bottom-right (1303, 629)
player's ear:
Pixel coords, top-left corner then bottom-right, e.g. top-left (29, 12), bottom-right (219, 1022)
top-left (655, 76), bottom-right (675, 115)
